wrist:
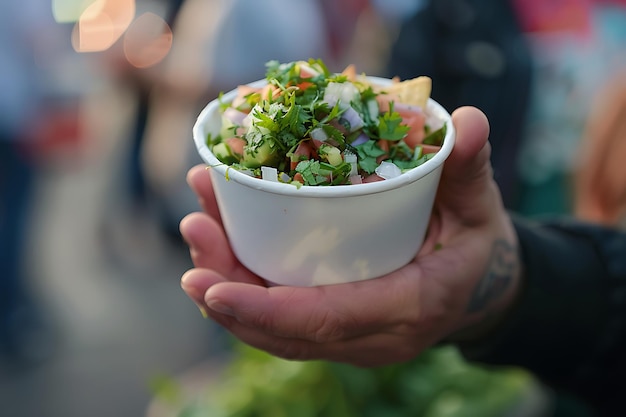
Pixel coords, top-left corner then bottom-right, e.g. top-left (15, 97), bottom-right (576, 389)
top-left (447, 218), bottom-right (524, 343)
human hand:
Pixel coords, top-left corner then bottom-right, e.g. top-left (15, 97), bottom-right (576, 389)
top-left (180, 106), bottom-right (521, 367)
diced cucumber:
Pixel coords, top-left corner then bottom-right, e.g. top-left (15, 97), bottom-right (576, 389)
top-left (318, 144), bottom-right (342, 166)
top-left (242, 140), bottom-right (279, 168)
top-left (220, 116), bottom-right (233, 138)
top-left (212, 142), bottom-right (237, 165)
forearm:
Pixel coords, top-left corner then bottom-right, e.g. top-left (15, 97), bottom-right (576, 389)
top-left (456, 215), bottom-right (626, 407)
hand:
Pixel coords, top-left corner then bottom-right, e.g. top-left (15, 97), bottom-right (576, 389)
top-left (179, 106), bottom-right (521, 367)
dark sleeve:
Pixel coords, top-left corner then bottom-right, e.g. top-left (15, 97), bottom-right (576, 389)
top-left (458, 215), bottom-right (626, 413)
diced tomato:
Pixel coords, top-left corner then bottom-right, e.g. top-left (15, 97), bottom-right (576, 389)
top-left (349, 175), bottom-right (363, 184)
top-left (294, 65), bottom-right (315, 90)
top-left (224, 137), bottom-right (246, 157)
top-left (376, 140), bottom-right (390, 163)
top-left (290, 141), bottom-right (315, 170)
top-left (299, 66), bottom-right (316, 79)
top-left (231, 85), bottom-right (259, 110)
top-left (396, 107), bottom-right (426, 149)
top-left (376, 92), bottom-right (401, 113)
top-left (259, 84), bottom-right (281, 101)
top-left (293, 172), bottom-right (305, 183)
top-left (310, 139), bottom-right (326, 150)
top-left (363, 173), bottom-right (385, 183)
top-left (296, 81), bottom-right (313, 91)
top-left (341, 64), bottom-right (357, 81)
top-left (236, 84), bottom-right (258, 97)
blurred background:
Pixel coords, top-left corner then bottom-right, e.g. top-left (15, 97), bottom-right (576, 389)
top-left (1, 1), bottom-right (626, 416)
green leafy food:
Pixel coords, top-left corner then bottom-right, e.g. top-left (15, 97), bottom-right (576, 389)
top-left (355, 141), bottom-right (387, 174)
top-left (153, 343), bottom-right (534, 417)
top-left (377, 103), bottom-right (410, 141)
top-left (208, 59), bottom-right (446, 186)
top-left (423, 124), bottom-right (447, 146)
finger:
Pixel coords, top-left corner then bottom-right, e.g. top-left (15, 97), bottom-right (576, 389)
top-left (181, 267), bottom-right (264, 316)
top-left (203, 268), bottom-right (424, 342)
top-left (447, 106), bottom-right (491, 173)
top-left (438, 106), bottom-right (502, 225)
top-left (213, 320), bottom-right (422, 366)
top-left (179, 215), bottom-right (264, 284)
top-left (186, 164), bottom-right (221, 222)
top-left (180, 268), bottom-right (226, 317)
top-left (179, 212), bottom-right (237, 271)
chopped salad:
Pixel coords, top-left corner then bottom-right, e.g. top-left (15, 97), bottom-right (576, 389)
top-left (207, 59), bottom-right (446, 186)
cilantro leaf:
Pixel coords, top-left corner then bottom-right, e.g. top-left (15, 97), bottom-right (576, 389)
top-left (295, 160), bottom-right (327, 185)
top-left (423, 124), bottom-right (447, 146)
top-left (393, 152), bottom-right (435, 170)
top-left (378, 103), bottom-right (410, 141)
top-left (355, 141), bottom-right (386, 174)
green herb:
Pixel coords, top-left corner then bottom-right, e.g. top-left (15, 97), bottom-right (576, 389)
top-left (157, 342), bottom-right (533, 417)
top-left (377, 102), bottom-right (410, 141)
top-left (393, 152), bottom-right (435, 171)
top-left (423, 124), bottom-right (447, 146)
top-left (295, 160), bottom-right (328, 185)
top-left (208, 59), bottom-right (445, 186)
top-left (355, 141), bottom-right (387, 174)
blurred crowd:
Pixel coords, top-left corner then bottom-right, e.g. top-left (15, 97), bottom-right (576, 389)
top-left (1, 0), bottom-right (626, 415)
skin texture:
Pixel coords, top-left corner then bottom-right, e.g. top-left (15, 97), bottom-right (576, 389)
top-left (179, 106), bottom-right (521, 367)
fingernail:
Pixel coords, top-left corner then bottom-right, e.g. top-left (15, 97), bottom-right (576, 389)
top-left (181, 281), bottom-right (209, 318)
top-left (207, 299), bottom-right (234, 317)
top-left (198, 305), bottom-right (209, 319)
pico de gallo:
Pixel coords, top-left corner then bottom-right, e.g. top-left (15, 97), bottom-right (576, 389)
top-left (207, 59), bottom-right (446, 186)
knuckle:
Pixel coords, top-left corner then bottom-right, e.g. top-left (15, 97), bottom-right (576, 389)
top-left (251, 308), bottom-right (278, 333)
top-left (307, 309), bottom-right (351, 343)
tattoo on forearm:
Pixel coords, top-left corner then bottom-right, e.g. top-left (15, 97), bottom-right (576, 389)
top-left (466, 239), bottom-right (517, 313)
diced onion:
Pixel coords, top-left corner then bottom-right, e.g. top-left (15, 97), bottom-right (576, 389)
top-left (349, 175), bottom-right (363, 184)
top-left (344, 152), bottom-right (358, 176)
top-left (375, 161), bottom-right (402, 180)
top-left (310, 127), bottom-right (328, 142)
top-left (350, 133), bottom-right (369, 146)
top-left (298, 61), bottom-right (320, 77)
top-left (341, 107), bottom-right (364, 132)
top-left (261, 166), bottom-right (278, 182)
top-left (323, 82), bottom-right (360, 109)
top-left (426, 112), bottom-right (444, 132)
top-left (223, 107), bottom-right (248, 125)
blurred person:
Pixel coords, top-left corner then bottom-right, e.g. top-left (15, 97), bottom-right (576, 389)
top-left (0, 2), bottom-right (66, 364)
top-left (513, 0), bottom-right (626, 216)
top-left (118, 0), bottom-right (186, 206)
top-left (179, 106), bottom-right (626, 416)
top-left (385, 0), bottom-right (533, 210)
top-left (574, 73), bottom-right (626, 227)
top-left (385, 0), bottom-right (626, 215)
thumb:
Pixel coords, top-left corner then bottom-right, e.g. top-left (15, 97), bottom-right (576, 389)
top-left (437, 106), bottom-right (500, 223)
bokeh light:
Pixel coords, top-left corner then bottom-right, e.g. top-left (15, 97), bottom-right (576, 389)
top-left (123, 12), bottom-right (172, 68)
top-left (70, 0), bottom-right (135, 53)
top-left (52, 0), bottom-right (94, 23)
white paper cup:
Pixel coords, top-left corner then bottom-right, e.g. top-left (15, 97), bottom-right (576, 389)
top-left (192, 77), bottom-right (455, 286)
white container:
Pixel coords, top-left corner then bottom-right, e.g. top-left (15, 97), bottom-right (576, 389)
top-left (192, 77), bottom-right (455, 286)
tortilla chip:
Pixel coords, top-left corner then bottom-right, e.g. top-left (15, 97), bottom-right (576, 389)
top-left (384, 76), bottom-right (432, 109)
